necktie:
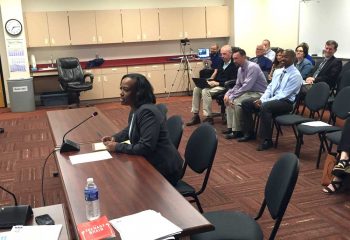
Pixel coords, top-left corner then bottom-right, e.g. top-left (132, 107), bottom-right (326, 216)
top-left (279, 70), bottom-right (286, 82)
top-left (313, 59), bottom-right (327, 78)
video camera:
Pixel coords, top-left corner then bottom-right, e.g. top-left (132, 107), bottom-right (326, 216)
top-left (180, 38), bottom-right (190, 45)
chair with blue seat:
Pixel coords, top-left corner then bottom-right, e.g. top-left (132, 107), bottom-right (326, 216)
top-left (175, 123), bottom-right (218, 213)
top-left (295, 86), bottom-right (350, 168)
top-left (190, 153), bottom-right (299, 240)
top-left (274, 82), bottom-right (330, 148)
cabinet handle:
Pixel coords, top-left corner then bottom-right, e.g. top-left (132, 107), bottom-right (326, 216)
top-left (184, 32), bottom-right (188, 37)
top-left (137, 35), bottom-right (140, 40)
top-left (51, 38), bottom-right (55, 45)
top-left (143, 34), bottom-right (147, 39)
top-left (44, 38), bottom-right (49, 45)
top-left (98, 36), bottom-right (102, 43)
top-left (92, 36), bottom-right (96, 43)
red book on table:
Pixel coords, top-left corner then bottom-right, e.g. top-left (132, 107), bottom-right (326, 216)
top-left (77, 216), bottom-right (116, 240)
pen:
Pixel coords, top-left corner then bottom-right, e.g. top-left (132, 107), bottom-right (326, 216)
top-left (96, 131), bottom-right (102, 138)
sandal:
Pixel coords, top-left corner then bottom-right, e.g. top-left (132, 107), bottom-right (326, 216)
top-left (323, 180), bottom-right (342, 194)
top-left (332, 159), bottom-right (350, 177)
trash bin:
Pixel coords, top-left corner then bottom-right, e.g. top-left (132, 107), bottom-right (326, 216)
top-left (8, 78), bottom-right (35, 112)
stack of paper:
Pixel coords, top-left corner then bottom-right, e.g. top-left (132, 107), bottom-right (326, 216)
top-left (0, 224), bottom-right (62, 240)
top-left (301, 121), bottom-right (332, 127)
top-left (69, 150), bottom-right (112, 165)
top-left (110, 210), bottom-right (182, 240)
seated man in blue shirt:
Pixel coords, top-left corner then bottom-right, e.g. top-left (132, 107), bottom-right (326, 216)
top-left (250, 44), bottom-right (273, 74)
top-left (187, 45), bottom-right (238, 126)
top-left (201, 43), bottom-right (223, 79)
top-left (238, 49), bottom-right (303, 151)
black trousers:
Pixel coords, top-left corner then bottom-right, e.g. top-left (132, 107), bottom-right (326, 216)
top-left (338, 117), bottom-right (350, 153)
top-left (241, 98), bottom-right (293, 140)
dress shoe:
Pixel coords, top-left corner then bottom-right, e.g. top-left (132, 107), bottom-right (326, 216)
top-left (225, 131), bottom-right (243, 139)
top-left (257, 139), bottom-right (273, 151)
top-left (237, 133), bottom-right (255, 142)
top-left (203, 117), bottom-right (214, 125)
top-left (222, 128), bottom-right (232, 134)
top-left (186, 115), bottom-right (200, 126)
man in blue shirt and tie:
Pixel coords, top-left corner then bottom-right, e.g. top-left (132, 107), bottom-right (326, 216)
top-left (238, 49), bottom-right (303, 151)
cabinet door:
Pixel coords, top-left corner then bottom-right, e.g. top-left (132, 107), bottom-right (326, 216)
top-left (47, 11), bottom-right (70, 46)
top-left (164, 63), bottom-right (190, 93)
top-left (69, 11), bottom-right (97, 45)
top-left (146, 65), bottom-right (165, 94)
top-left (25, 12), bottom-right (50, 47)
top-left (96, 10), bottom-right (123, 44)
top-left (206, 6), bottom-right (230, 38)
top-left (80, 69), bottom-right (103, 100)
top-left (140, 9), bottom-right (159, 41)
top-left (121, 9), bottom-right (141, 42)
top-left (183, 7), bottom-right (206, 39)
top-left (159, 8), bottom-right (183, 40)
top-left (101, 67), bottom-right (127, 98)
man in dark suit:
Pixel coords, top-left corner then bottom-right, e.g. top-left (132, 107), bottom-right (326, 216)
top-left (186, 45), bottom-right (238, 125)
top-left (305, 40), bottom-right (342, 90)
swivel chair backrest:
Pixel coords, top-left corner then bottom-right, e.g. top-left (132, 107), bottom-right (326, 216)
top-left (57, 57), bottom-right (84, 87)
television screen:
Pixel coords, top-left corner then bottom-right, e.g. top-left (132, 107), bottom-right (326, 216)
top-left (198, 48), bottom-right (210, 59)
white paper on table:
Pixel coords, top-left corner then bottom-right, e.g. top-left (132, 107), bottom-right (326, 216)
top-left (69, 150), bottom-right (112, 165)
top-left (109, 210), bottom-right (182, 240)
top-left (92, 142), bottom-right (107, 151)
top-left (301, 121), bottom-right (332, 127)
top-left (5, 224), bottom-right (62, 240)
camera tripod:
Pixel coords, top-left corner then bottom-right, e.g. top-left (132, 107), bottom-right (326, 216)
top-left (167, 42), bottom-right (193, 98)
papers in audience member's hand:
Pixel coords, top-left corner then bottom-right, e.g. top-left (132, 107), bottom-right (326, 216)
top-left (121, 140), bottom-right (131, 144)
top-left (69, 151), bottom-right (112, 165)
top-left (109, 210), bottom-right (182, 240)
top-left (301, 121), bottom-right (332, 127)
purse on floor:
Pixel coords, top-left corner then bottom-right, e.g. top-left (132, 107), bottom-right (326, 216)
top-left (321, 154), bottom-right (337, 186)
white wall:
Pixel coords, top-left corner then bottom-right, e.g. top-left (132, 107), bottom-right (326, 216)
top-left (234, 0), bottom-right (299, 57)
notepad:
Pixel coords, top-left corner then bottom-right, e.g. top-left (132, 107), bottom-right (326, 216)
top-left (92, 142), bottom-right (107, 151)
top-left (110, 210), bottom-right (182, 240)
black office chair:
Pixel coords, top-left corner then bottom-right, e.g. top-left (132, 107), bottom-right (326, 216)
top-left (211, 79), bottom-right (236, 121)
top-left (166, 115), bottom-right (184, 149)
top-left (295, 86), bottom-right (350, 168)
top-left (191, 153), bottom-right (299, 240)
top-left (156, 103), bottom-right (168, 119)
top-left (56, 57), bottom-right (94, 107)
top-left (274, 82), bottom-right (330, 148)
top-left (175, 123), bottom-right (218, 213)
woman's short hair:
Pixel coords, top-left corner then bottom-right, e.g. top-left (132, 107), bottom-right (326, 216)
top-left (121, 73), bottom-right (156, 108)
top-left (296, 44), bottom-right (309, 57)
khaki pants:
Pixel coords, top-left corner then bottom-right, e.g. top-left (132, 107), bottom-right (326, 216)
top-left (191, 86), bottom-right (225, 117)
top-left (226, 92), bottom-right (263, 131)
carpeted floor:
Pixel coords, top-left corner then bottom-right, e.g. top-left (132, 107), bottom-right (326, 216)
top-left (1, 96), bottom-right (350, 239)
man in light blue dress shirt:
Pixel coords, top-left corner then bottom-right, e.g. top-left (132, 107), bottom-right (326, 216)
top-left (238, 49), bottom-right (303, 151)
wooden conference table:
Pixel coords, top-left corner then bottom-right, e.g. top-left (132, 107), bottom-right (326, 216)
top-left (47, 107), bottom-right (213, 239)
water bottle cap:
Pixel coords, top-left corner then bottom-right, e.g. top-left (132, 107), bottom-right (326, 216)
top-left (87, 178), bottom-right (94, 183)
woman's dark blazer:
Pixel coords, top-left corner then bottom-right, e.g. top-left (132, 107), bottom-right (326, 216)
top-left (113, 104), bottom-right (183, 185)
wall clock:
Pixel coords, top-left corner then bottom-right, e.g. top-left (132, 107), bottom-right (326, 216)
top-left (5, 19), bottom-right (23, 36)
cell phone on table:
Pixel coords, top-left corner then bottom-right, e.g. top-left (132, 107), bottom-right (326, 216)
top-left (35, 214), bottom-right (55, 225)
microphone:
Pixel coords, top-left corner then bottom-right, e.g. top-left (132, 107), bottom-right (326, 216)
top-left (0, 185), bottom-right (33, 229)
top-left (60, 111), bottom-right (98, 153)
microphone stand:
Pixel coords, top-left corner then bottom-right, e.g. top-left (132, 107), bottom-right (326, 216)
top-left (60, 112), bottom-right (98, 153)
top-left (0, 185), bottom-right (33, 229)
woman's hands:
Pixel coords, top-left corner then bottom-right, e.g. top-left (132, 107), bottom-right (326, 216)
top-left (102, 136), bottom-right (117, 151)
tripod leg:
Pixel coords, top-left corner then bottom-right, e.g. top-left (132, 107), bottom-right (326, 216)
top-left (167, 56), bottom-right (186, 98)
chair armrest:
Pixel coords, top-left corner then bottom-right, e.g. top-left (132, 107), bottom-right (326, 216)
top-left (83, 73), bottom-right (94, 83)
top-left (224, 79), bottom-right (236, 89)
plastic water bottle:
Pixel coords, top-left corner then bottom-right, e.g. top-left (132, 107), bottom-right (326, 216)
top-left (84, 178), bottom-right (100, 221)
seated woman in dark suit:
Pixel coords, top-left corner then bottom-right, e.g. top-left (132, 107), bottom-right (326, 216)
top-left (102, 73), bottom-right (183, 186)
top-left (323, 117), bottom-right (350, 193)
